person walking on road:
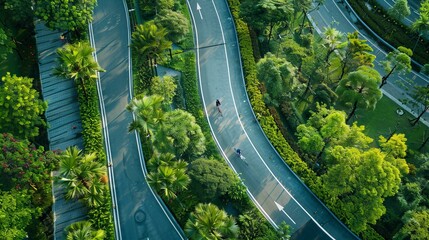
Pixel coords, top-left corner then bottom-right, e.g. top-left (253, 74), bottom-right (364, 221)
top-left (216, 99), bottom-right (223, 116)
top-left (233, 148), bottom-right (246, 161)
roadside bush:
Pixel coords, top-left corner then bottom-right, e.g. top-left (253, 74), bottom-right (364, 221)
top-left (348, 0), bottom-right (429, 67)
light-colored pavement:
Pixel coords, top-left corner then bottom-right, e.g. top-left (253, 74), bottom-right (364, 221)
top-left (187, 0), bottom-right (359, 238)
top-left (89, 0), bottom-right (185, 239)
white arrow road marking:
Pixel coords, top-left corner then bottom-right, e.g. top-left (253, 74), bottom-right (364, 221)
top-left (275, 201), bottom-right (296, 225)
top-left (196, 3), bottom-right (203, 19)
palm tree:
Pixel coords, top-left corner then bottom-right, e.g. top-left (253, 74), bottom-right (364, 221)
top-left (55, 41), bottom-right (104, 100)
top-left (147, 161), bottom-right (190, 201)
top-left (65, 221), bottom-right (105, 240)
top-left (127, 94), bottom-right (165, 139)
top-left (185, 203), bottom-right (239, 240)
top-left (131, 21), bottom-right (172, 68)
top-left (57, 146), bottom-right (107, 206)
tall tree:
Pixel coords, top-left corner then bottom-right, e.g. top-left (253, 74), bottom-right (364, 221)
top-left (0, 133), bottom-right (58, 199)
top-left (55, 41), bottom-right (104, 101)
top-left (380, 46), bottom-right (412, 88)
top-left (57, 147), bottom-right (107, 206)
top-left (388, 0), bottom-right (411, 21)
top-left (131, 21), bottom-right (172, 67)
top-left (154, 10), bottom-right (190, 43)
top-left (35, 0), bottom-right (97, 34)
top-left (0, 190), bottom-right (36, 240)
top-left (379, 134), bottom-right (409, 175)
top-left (336, 66), bottom-right (382, 122)
top-left (240, 0), bottom-right (294, 43)
top-left (0, 73), bottom-right (47, 139)
top-left (185, 203), bottom-right (239, 239)
top-left (161, 109), bottom-right (206, 157)
top-left (256, 52), bottom-right (297, 102)
top-left (322, 146), bottom-right (402, 233)
top-left (394, 210), bottom-right (429, 240)
top-left (322, 27), bottom-right (345, 64)
top-left (411, 1), bottom-right (429, 51)
top-left (338, 31), bottom-right (375, 80)
top-left (406, 84), bottom-right (429, 126)
top-left (188, 158), bottom-right (239, 201)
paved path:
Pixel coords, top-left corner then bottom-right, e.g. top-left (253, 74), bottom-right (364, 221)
top-left (187, 0), bottom-right (358, 239)
top-left (89, 0), bottom-right (185, 239)
top-left (35, 22), bottom-right (86, 240)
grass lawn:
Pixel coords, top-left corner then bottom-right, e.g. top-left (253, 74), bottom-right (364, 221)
top-left (350, 96), bottom-right (429, 153)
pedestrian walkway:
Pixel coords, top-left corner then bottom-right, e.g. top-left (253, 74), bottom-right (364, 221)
top-left (35, 21), bottom-right (86, 240)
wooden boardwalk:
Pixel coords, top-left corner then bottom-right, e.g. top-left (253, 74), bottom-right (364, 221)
top-left (35, 21), bottom-right (86, 240)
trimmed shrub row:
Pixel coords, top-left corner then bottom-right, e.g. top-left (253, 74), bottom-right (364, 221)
top-left (227, 0), bottom-right (321, 191)
top-left (348, 0), bottom-right (429, 68)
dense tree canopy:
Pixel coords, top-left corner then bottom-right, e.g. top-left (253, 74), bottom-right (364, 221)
top-left (394, 209), bottom-right (429, 240)
top-left (0, 190), bottom-right (37, 240)
top-left (35, 0), bottom-right (97, 32)
top-left (336, 65), bottom-right (382, 122)
top-left (256, 52), bottom-right (296, 101)
top-left (0, 73), bottom-right (47, 139)
top-left (189, 158), bottom-right (238, 201)
top-left (150, 76), bottom-right (177, 106)
top-left (380, 46), bottom-right (412, 88)
top-left (0, 28), bottom-right (14, 63)
top-left (388, 0), bottom-right (411, 20)
top-left (323, 146), bottom-right (402, 233)
top-left (154, 10), bottom-right (190, 43)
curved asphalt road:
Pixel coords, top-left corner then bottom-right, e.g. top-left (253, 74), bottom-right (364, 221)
top-left (187, 0), bottom-right (358, 239)
top-left (89, 0), bottom-right (185, 239)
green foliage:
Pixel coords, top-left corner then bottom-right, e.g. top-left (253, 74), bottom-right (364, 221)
top-left (348, 0), bottom-right (429, 66)
top-left (388, 0), bottom-right (411, 21)
top-left (379, 134), bottom-right (409, 175)
top-left (394, 209), bottom-right (429, 240)
top-left (238, 209), bottom-right (288, 240)
top-left (185, 203), bottom-right (239, 240)
top-left (154, 10), bottom-right (190, 43)
top-left (0, 189), bottom-right (38, 240)
top-left (131, 22), bottom-right (172, 65)
top-left (147, 153), bottom-right (190, 201)
top-left (3, 0), bottom-right (34, 24)
top-left (336, 66), bottom-right (382, 121)
top-left (323, 146), bottom-right (402, 233)
top-left (65, 221), bottom-right (106, 240)
top-left (0, 133), bottom-right (58, 199)
top-left (188, 158), bottom-right (238, 201)
top-left (0, 73), bottom-right (47, 139)
top-left (57, 147), bottom-right (107, 207)
top-left (150, 75), bottom-right (177, 105)
top-left (35, 0), bottom-right (97, 32)
top-left (0, 27), bottom-right (14, 62)
top-left (88, 190), bottom-right (114, 240)
top-left (256, 52), bottom-right (296, 101)
top-left (380, 47), bottom-right (412, 87)
top-left (227, 0), bottom-right (321, 192)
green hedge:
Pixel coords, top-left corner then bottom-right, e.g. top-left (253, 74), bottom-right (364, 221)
top-left (227, 0), bottom-right (321, 191)
top-left (348, 0), bottom-right (429, 67)
top-left (75, 64), bottom-right (113, 239)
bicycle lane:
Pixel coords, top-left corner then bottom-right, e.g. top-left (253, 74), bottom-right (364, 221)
top-left (89, 0), bottom-right (185, 239)
top-left (187, 0), bottom-right (358, 239)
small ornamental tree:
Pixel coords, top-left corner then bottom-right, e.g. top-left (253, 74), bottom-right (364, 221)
top-left (0, 133), bottom-right (58, 199)
top-left (0, 73), bottom-right (47, 139)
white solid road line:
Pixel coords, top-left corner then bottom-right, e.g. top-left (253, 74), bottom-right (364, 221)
top-left (189, 0), bottom-right (335, 238)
